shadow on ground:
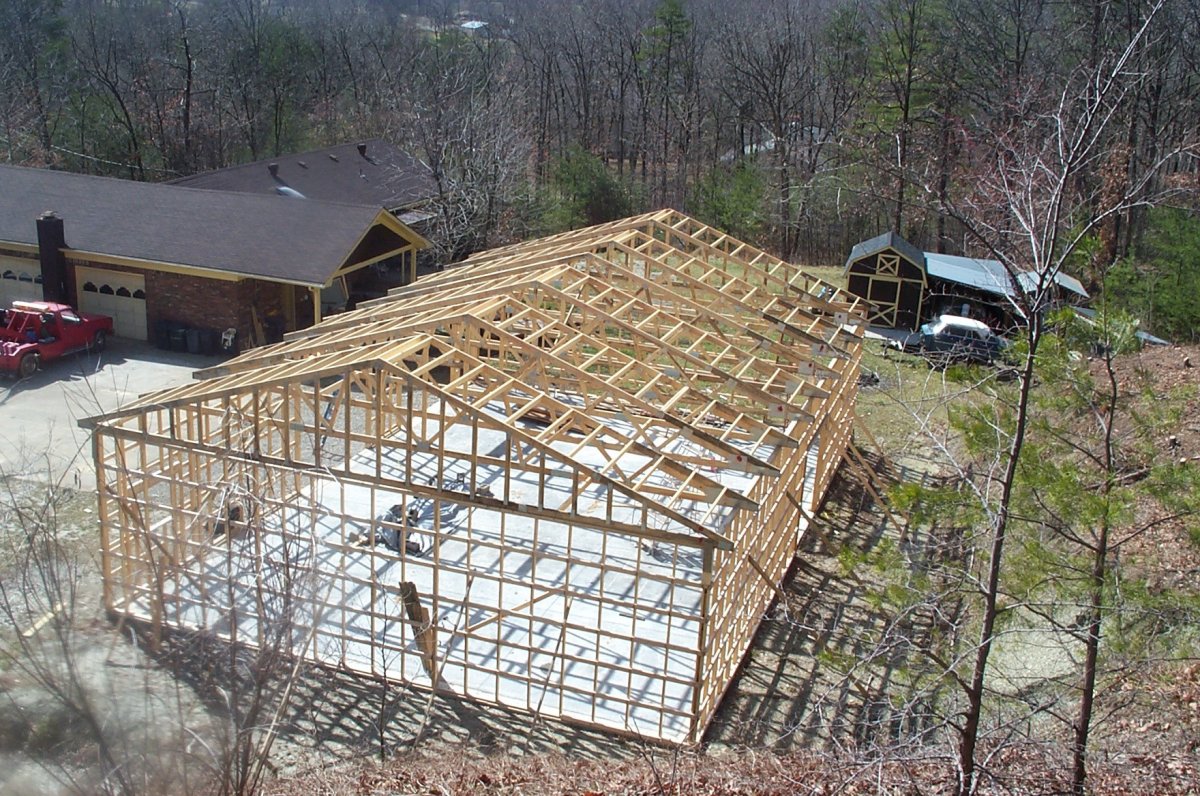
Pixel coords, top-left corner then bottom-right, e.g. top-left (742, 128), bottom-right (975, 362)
top-left (705, 450), bottom-right (952, 753)
top-left (137, 448), bottom-right (951, 770)
top-left (147, 627), bottom-right (638, 772)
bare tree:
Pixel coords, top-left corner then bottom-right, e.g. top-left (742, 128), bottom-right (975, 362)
top-left (0, 431), bottom-right (331, 795)
top-left (718, 1), bottom-right (817, 259)
top-left (868, 0), bottom-right (937, 234)
top-left (920, 3), bottom-right (1193, 791)
top-left (0, 0), bottom-right (69, 159)
top-left (389, 25), bottom-right (530, 258)
top-left (0, 469), bottom-right (141, 794)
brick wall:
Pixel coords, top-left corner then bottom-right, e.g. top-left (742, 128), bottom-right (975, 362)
top-left (58, 257), bottom-right (300, 353)
top-left (146, 270), bottom-right (244, 338)
top-left (233, 279), bottom-right (290, 346)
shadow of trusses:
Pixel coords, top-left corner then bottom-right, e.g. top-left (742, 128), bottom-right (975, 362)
top-left (143, 626), bottom-right (642, 765)
top-left (705, 447), bottom-right (963, 753)
top-left (133, 446), bottom-right (960, 764)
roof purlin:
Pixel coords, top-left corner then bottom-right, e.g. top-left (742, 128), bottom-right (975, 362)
top-left (511, 282), bottom-right (800, 422)
top-left (646, 213), bottom-right (856, 306)
top-left (579, 246), bottom-right (842, 384)
top-left (375, 355), bottom-right (737, 546)
top-left (438, 313), bottom-right (780, 475)
top-left (419, 341), bottom-right (757, 513)
top-left (479, 304), bottom-right (795, 448)
top-left (610, 238), bottom-right (836, 348)
top-left (548, 275), bottom-right (822, 413)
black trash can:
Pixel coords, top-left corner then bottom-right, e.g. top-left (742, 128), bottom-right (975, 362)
top-left (154, 320), bottom-right (174, 350)
top-left (199, 328), bottom-right (218, 355)
top-left (186, 328), bottom-right (203, 354)
top-left (169, 327), bottom-right (189, 352)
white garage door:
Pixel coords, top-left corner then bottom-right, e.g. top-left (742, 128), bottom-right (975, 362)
top-left (77, 266), bottom-right (148, 340)
top-left (0, 256), bottom-right (44, 306)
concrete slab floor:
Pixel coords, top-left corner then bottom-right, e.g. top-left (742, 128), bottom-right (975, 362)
top-left (143, 397), bottom-right (780, 743)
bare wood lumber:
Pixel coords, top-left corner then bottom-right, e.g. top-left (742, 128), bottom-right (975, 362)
top-left (784, 491), bottom-right (836, 553)
top-left (744, 554), bottom-right (789, 603)
top-left (845, 442), bottom-right (908, 535)
top-left (398, 581), bottom-right (438, 679)
top-left (85, 210), bottom-right (864, 747)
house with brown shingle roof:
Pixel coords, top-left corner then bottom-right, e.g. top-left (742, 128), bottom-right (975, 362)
top-left (0, 164), bottom-right (427, 350)
top-left (169, 139), bottom-right (439, 225)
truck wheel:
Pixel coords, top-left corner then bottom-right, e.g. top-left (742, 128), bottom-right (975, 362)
top-left (91, 330), bottom-right (107, 352)
top-left (18, 353), bottom-right (39, 379)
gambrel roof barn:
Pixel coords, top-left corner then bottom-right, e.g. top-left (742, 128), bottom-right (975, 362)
top-left (844, 231), bottom-right (1090, 331)
top-left (85, 210), bottom-right (865, 744)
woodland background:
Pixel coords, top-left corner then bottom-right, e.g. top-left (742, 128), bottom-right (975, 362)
top-left (3, 1), bottom-right (1198, 282)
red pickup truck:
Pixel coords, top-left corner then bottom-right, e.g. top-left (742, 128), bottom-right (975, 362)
top-left (0, 301), bottom-right (114, 379)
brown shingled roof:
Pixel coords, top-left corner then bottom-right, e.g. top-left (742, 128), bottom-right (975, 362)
top-left (168, 139), bottom-right (438, 210)
top-left (0, 165), bottom-right (423, 287)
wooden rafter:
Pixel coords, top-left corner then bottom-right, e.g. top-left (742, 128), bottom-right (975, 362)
top-left (85, 209), bottom-right (865, 748)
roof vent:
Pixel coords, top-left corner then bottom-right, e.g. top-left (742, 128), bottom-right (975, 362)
top-left (298, 160), bottom-right (307, 168)
top-left (357, 142), bottom-right (367, 157)
top-left (268, 163), bottom-right (279, 176)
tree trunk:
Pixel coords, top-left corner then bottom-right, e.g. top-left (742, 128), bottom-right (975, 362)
top-left (957, 315), bottom-right (1043, 796)
top-left (1072, 348), bottom-right (1120, 793)
top-left (893, 121), bottom-right (907, 234)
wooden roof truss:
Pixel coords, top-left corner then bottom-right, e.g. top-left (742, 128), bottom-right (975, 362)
top-left (86, 210), bottom-right (865, 745)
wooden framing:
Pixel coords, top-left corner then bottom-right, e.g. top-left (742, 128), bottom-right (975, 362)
top-left (84, 210), bottom-right (866, 745)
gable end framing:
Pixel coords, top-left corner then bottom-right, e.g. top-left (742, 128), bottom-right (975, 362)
top-left (87, 210), bottom-right (863, 744)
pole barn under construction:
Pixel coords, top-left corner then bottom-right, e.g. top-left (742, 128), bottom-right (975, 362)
top-left (85, 210), bottom-right (866, 745)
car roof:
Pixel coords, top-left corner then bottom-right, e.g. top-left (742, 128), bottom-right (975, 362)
top-left (934, 314), bottom-right (991, 333)
top-left (11, 301), bottom-right (72, 313)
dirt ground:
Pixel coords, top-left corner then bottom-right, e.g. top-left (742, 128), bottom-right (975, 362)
top-left (1107, 343), bottom-right (1200, 576)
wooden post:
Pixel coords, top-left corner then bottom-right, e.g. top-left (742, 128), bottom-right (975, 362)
top-left (398, 581), bottom-right (438, 679)
top-left (744, 553), bottom-right (789, 603)
top-left (282, 284), bottom-right (296, 331)
top-left (852, 415), bottom-right (890, 466)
